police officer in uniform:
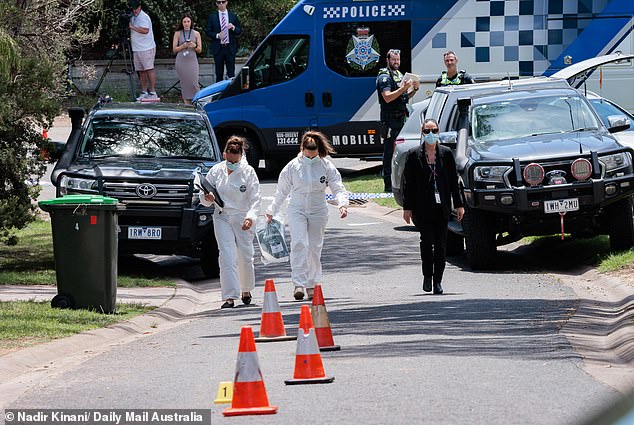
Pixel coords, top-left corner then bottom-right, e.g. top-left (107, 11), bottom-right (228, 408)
top-left (376, 49), bottom-right (419, 192)
top-left (435, 50), bottom-right (475, 87)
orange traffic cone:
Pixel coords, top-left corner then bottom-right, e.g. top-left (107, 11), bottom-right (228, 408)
top-left (42, 128), bottom-right (49, 139)
top-left (222, 326), bottom-right (278, 416)
top-left (256, 279), bottom-right (297, 342)
top-left (284, 305), bottom-right (335, 385)
top-left (311, 285), bottom-right (340, 352)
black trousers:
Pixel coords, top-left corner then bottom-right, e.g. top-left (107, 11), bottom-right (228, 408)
top-left (413, 205), bottom-right (448, 283)
top-left (213, 46), bottom-right (236, 82)
top-left (381, 114), bottom-right (405, 190)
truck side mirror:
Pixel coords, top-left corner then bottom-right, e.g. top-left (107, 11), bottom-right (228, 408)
top-left (240, 66), bottom-right (250, 91)
top-left (439, 131), bottom-right (458, 149)
top-left (48, 141), bottom-right (67, 162)
top-left (607, 115), bottom-right (631, 133)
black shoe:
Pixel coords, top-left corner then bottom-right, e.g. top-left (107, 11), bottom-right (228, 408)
top-left (384, 186), bottom-right (392, 193)
top-left (221, 300), bottom-right (235, 309)
top-left (433, 281), bottom-right (443, 295)
top-left (423, 276), bottom-right (432, 292)
top-left (241, 292), bottom-right (252, 305)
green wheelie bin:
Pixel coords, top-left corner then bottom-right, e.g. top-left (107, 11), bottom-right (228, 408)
top-left (39, 195), bottom-right (120, 313)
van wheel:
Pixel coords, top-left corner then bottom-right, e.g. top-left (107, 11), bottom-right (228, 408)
top-left (462, 207), bottom-right (496, 269)
top-left (245, 138), bottom-right (261, 170)
top-left (446, 231), bottom-right (464, 256)
top-left (201, 240), bottom-right (220, 278)
top-left (607, 196), bottom-right (634, 251)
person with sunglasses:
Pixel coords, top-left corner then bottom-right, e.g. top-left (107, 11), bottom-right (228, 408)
top-left (265, 131), bottom-right (348, 301)
top-left (205, 0), bottom-right (242, 83)
top-left (402, 119), bottom-right (464, 295)
top-left (436, 51), bottom-right (475, 87)
top-left (376, 48), bottom-right (420, 192)
top-left (200, 135), bottom-right (261, 308)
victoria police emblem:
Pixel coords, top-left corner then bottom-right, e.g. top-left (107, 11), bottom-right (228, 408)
top-left (240, 185), bottom-right (247, 192)
top-left (346, 27), bottom-right (380, 71)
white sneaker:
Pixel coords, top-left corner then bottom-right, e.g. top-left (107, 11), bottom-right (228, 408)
top-left (135, 91), bottom-right (148, 101)
top-left (146, 91), bottom-right (158, 100)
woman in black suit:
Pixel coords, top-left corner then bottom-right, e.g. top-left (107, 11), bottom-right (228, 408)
top-left (402, 118), bottom-right (464, 294)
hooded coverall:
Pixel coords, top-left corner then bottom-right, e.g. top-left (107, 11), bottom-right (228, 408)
top-left (268, 153), bottom-right (348, 289)
top-left (201, 158), bottom-right (260, 301)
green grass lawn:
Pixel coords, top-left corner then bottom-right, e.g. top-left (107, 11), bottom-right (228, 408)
top-left (0, 219), bottom-right (175, 287)
top-left (0, 301), bottom-right (152, 353)
top-left (342, 174), bottom-right (400, 209)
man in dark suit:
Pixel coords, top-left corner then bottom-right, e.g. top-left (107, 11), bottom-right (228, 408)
top-left (205, 0), bottom-right (241, 82)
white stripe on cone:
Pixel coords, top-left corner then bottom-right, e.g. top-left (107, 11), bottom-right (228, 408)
top-left (296, 328), bottom-right (320, 355)
top-left (262, 292), bottom-right (281, 313)
top-left (235, 352), bottom-right (263, 382)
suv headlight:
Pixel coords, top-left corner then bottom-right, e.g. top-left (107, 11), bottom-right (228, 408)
top-left (193, 92), bottom-right (222, 109)
top-left (59, 175), bottom-right (98, 195)
top-left (599, 152), bottom-right (631, 173)
top-left (473, 166), bottom-right (511, 184)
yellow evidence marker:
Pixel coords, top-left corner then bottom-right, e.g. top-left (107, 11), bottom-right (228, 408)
top-left (214, 381), bottom-right (234, 404)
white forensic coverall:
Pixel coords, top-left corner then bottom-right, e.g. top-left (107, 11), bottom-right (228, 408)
top-left (268, 153), bottom-right (348, 289)
top-left (200, 158), bottom-right (260, 301)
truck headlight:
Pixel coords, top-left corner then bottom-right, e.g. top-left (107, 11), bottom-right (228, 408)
top-left (474, 166), bottom-right (511, 184)
top-left (193, 92), bottom-right (222, 109)
top-left (59, 175), bottom-right (98, 195)
top-left (599, 152), bottom-right (631, 173)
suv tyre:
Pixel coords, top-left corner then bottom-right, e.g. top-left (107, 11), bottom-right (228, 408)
top-left (606, 195), bottom-right (634, 252)
top-left (463, 206), bottom-right (496, 269)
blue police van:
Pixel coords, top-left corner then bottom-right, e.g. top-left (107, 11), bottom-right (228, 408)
top-left (194, 0), bottom-right (634, 171)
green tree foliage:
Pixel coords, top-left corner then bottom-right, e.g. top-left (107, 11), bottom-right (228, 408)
top-left (0, 0), bottom-right (97, 245)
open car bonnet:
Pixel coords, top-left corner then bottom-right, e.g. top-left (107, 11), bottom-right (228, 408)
top-left (550, 52), bottom-right (634, 88)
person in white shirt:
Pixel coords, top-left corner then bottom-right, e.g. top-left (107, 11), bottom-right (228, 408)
top-left (200, 136), bottom-right (261, 309)
top-left (128, 0), bottom-right (157, 100)
top-left (266, 131), bottom-right (349, 301)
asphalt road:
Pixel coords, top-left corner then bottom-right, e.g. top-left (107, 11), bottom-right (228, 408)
top-left (11, 180), bottom-right (620, 424)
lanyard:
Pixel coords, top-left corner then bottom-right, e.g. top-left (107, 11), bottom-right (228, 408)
top-left (184, 29), bottom-right (192, 41)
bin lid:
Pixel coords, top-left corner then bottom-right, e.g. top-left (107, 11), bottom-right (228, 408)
top-left (39, 195), bottom-right (119, 206)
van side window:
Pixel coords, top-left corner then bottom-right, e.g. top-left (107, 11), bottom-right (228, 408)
top-left (250, 36), bottom-right (310, 89)
top-left (324, 21), bottom-right (411, 78)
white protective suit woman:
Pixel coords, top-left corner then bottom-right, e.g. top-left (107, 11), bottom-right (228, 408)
top-left (266, 131), bottom-right (348, 301)
top-left (200, 136), bottom-right (261, 308)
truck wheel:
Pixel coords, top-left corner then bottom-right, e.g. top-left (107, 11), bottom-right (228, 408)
top-left (201, 240), bottom-right (220, 278)
top-left (446, 231), bottom-right (464, 256)
top-left (462, 207), bottom-right (496, 269)
top-left (607, 196), bottom-right (634, 251)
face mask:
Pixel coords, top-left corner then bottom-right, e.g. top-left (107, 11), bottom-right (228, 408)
top-left (424, 132), bottom-right (440, 145)
top-left (226, 161), bottom-right (239, 171)
top-left (304, 155), bottom-right (319, 164)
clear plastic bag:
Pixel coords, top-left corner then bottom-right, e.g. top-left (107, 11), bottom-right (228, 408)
top-left (256, 216), bottom-right (290, 264)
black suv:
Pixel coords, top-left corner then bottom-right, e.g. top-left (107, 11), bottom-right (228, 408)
top-left (393, 77), bottom-right (634, 269)
top-left (51, 102), bottom-right (222, 277)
